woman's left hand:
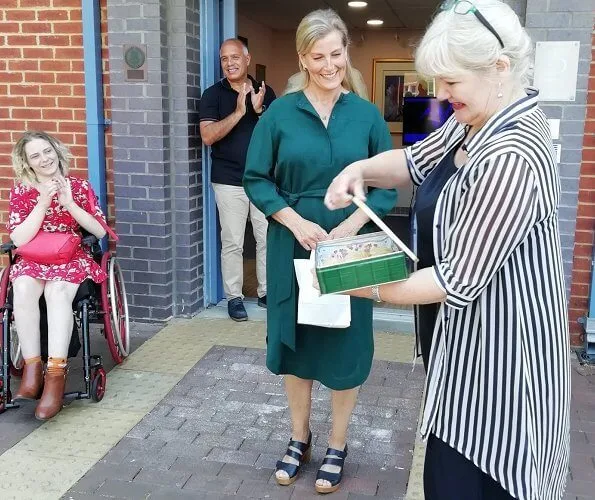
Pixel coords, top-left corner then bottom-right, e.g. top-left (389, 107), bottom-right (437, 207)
top-left (328, 220), bottom-right (360, 240)
top-left (55, 176), bottom-right (74, 209)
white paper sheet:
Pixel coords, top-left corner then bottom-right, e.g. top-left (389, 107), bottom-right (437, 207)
top-left (293, 253), bottom-right (351, 329)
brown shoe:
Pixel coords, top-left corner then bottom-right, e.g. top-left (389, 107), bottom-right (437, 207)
top-left (35, 367), bottom-right (66, 421)
top-left (13, 358), bottom-right (43, 401)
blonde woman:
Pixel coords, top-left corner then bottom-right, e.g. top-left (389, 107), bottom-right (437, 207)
top-left (325, 1), bottom-right (570, 498)
top-left (8, 131), bottom-right (107, 420)
top-left (243, 9), bottom-right (396, 494)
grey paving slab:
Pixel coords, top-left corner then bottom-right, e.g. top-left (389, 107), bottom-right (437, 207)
top-left (0, 321), bottom-right (162, 456)
top-left (64, 345), bottom-right (423, 498)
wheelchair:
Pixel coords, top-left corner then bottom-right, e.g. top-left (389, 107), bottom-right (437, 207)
top-left (0, 235), bottom-right (130, 414)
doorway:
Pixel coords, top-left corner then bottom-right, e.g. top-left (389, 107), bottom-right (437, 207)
top-left (204, 0), bottom-right (437, 325)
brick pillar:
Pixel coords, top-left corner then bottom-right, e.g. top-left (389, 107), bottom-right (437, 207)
top-left (525, 0), bottom-right (593, 306)
top-left (568, 35), bottom-right (595, 347)
top-left (167, 0), bottom-right (204, 316)
top-left (107, 0), bottom-right (203, 320)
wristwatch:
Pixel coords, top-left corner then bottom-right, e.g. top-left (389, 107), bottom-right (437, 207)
top-left (371, 285), bottom-right (382, 303)
top-left (255, 104), bottom-right (266, 117)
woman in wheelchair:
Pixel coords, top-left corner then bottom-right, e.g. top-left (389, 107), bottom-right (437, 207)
top-left (7, 131), bottom-right (108, 420)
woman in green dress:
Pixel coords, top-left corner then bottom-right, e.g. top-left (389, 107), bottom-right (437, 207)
top-left (243, 9), bottom-right (396, 494)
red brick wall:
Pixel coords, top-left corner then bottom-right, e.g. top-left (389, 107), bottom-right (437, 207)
top-left (568, 35), bottom-right (595, 347)
top-left (0, 0), bottom-right (113, 242)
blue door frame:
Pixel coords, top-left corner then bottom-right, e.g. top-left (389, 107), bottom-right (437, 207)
top-left (200, 0), bottom-right (237, 306)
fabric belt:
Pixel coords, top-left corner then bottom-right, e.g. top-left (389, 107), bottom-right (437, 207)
top-left (274, 188), bottom-right (328, 350)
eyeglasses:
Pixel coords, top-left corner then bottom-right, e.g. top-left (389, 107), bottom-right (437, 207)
top-left (440, 0), bottom-right (504, 49)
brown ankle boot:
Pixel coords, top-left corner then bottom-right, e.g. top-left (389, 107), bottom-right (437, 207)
top-left (14, 357), bottom-right (43, 401)
top-left (35, 358), bottom-right (67, 421)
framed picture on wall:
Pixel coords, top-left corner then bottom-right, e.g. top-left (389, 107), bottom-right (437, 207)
top-left (372, 59), bottom-right (435, 134)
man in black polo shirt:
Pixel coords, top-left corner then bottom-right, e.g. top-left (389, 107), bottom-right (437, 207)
top-left (199, 38), bottom-right (275, 321)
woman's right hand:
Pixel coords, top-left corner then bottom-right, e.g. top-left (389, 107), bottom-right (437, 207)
top-left (37, 180), bottom-right (59, 210)
top-left (324, 161), bottom-right (366, 210)
top-left (289, 217), bottom-right (329, 252)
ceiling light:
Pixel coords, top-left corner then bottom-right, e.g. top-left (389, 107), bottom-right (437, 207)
top-left (348, 1), bottom-right (368, 7)
top-left (367, 19), bottom-right (384, 26)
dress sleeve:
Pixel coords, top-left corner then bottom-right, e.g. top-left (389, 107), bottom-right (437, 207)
top-left (87, 183), bottom-right (106, 221)
top-left (433, 153), bottom-right (539, 309)
top-left (75, 178), bottom-right (106, 222)
top-left (365, 112), bottom-right (398, 217)
top-left (405, 115), bottom-right (458, 186)
top-left (243, 111), bottom-right (289, 217)
top-left (6, 185), bottom-right (31, 233)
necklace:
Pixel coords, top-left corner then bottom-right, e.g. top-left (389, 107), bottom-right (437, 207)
top-left (304, 89), bottom-right (341, 122)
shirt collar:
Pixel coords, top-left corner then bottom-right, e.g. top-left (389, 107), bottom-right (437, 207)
top-left (295, 90), bottom-right (351, 113)
top-left (463, 87), bottom-right (540, 156)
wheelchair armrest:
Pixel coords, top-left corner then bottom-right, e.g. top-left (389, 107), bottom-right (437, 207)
top-left (80, 233), bottom-right (103, 260)
top-left (82, 235), bottom-right (98, 247)
top-left (1, 242), bottom-right (16, 254)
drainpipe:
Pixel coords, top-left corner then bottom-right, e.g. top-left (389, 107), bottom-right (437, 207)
top-left (579, 245), bottom-right (595, 364)
top-left (82, 0), bottom-right (109, 237)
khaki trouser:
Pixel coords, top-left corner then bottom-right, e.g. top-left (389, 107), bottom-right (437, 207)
top-left (212, 183), bottom-right (267, 300)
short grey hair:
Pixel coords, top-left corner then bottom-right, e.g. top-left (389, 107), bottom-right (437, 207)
top-left (415, 0), bottom-right (533, 87)
top-left (221, 38), bottom-right (249, 56)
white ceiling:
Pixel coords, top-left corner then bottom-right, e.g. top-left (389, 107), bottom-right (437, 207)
top-left (237, 0), bottom-right (440, 31)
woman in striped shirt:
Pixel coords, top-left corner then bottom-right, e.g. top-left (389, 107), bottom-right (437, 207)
top-left (323, 1), bottom-right (570, 498)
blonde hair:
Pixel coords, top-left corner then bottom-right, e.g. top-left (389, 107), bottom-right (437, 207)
top-left (415, 0), bottom-right (533, 86)
top-left (283, 9), bottom-right (368, 99)
top-left (12, 131), bottom-right (71, 185)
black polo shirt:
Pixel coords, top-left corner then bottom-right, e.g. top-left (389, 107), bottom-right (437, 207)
top-left (199, 75), bottom-right (276, 186)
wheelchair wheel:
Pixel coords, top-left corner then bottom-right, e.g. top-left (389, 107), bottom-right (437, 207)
top-left (100, 253), bottom-right (130, 364)
top-left (0, 268), bottom-right (23, 378)
top-left (91, 366), bottom-right (106, 402)
top-left (0, 267), bottom-right (9, 310)
top-left (0, 378), bottom-right (5, 413)
top-left (9, 325), bottom-right (23, 378)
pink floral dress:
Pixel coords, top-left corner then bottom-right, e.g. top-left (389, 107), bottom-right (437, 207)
top-left (7, 176), bottom-right (108, 284)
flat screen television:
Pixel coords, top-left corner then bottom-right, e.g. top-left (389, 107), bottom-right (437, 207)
top-left (402, 97), bottom-right (453, 146)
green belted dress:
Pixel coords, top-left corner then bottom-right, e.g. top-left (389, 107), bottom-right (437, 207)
top-left (243, 90), bottom-right (397, 390)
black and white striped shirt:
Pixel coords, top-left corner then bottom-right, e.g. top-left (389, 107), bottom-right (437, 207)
top-left (406, 89), bottom-right (570, 499)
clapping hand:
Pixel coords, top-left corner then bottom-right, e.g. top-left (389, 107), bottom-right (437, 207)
top-left (250, 81), bottom-right (266, 114)
top-left (55, 176), bottom-right (74, 209)
top-left (235, 83), bottom-right (250, 116)
top-left (37, 180), bottom-right (59, 210)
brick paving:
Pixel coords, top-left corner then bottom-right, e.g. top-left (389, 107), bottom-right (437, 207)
top-left (3, 316), bottom-right (593, 500)
top-left (565, 359), bottom-right (595, 500)
top-left (63, 345), bottom-right (426, 499)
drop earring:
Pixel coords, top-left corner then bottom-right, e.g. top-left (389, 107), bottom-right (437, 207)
top-left (497, 81), bottom-right (503, 99)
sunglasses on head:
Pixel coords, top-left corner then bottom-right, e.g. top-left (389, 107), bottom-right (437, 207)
top-left (440, 0), bottom-right (505, 49)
